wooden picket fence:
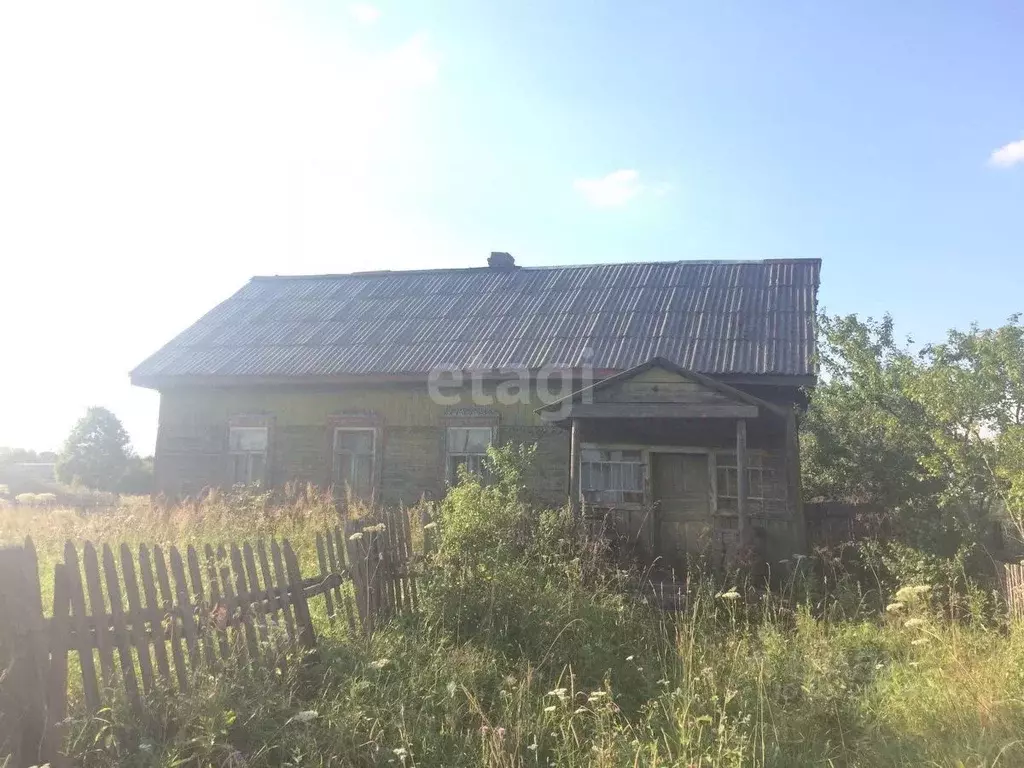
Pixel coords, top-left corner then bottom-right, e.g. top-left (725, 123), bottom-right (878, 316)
top-left (1002, 561), bottom-right (1024, 622)
top-left (0, 506), bottom-right (434, 768)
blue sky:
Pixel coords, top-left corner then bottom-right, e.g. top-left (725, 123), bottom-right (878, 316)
top-left (1, 1), bottom-right (1022, 453)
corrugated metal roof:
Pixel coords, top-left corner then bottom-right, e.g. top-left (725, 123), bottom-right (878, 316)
top-left (131, 259), bottom-right (821, 383)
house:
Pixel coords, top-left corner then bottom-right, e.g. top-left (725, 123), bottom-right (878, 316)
top-left (132, 254), bottom-right (820, 563)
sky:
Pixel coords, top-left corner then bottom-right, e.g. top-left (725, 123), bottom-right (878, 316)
top-left (1, 0), bottom-right (1023, 455)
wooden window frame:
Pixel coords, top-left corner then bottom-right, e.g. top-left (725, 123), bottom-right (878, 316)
top-left (445, 425), bottom-right (494, 483)
top-left (327, 412), bottom-right (382, 503)
top-left (332, 426), bottom-right (377, 502)
top-left (227, 416), bottom-right (272, 486)
top-left (580, 447), bottom-right (645, 505)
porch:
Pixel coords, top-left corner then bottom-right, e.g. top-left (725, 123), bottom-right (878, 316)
top-left (538, 358), bottom-right (805, 568)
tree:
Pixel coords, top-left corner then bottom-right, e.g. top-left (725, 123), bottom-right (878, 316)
top-left (802, 312), bottom-right (1024, 558)
top-left (56, 407), bottom-right (133, 492)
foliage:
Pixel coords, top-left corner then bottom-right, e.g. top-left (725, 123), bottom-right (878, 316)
top-left (118, 454), bottom-right (155, 495)
top-left (803, 313), bottom-right (1024, 562)
top-left (56, 406), bottom-right (134, 492)
top-left (5, 483), bottom-right (1024, 766)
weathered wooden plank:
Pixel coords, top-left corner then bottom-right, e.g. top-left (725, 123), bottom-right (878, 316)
top-left (283, 540), bottom-right (317, 651)
top-left (169, 547), bottom-right (200, 677)
top-left (82, 542), bottom-right (115, 690)
top-left (243, 543), bottom-right (270, 660)
top-left (217, 544), bottom-right (244, 661)
top-left (42, 563), bottom-right (72, 766)
top-left (333, 526), bottom-right (357, 635)
top-left (270, 539), bottom-right (297, 641)
top-left (736, 418), bottom-right (749, 550)
top-left (138, 545), bottom-right (172, 686)
top-left (568, 403), bottom-right (759, 419)
top-left (256, 541), bottom-right (286, 670)
top-left (204, 544), bottom-right (231, 661)
top-left (101, 544), bottom-right (140, 712)
top-left (346, 520), bottom-right (368, 632)
top-left (323, 527), bottom-right (342, 604)
top-left (399, 508), bottom-right (419, 613)
top-left (315, 532), bottom-right (335, 622)
top-left (186, 546), bottom-right (216, 670)
top-left (119, 544), bottom-right (154, 694)
top-left (153, 545), bottom-right (188, 692)
top-left (255, 541), bottom-right (280, 626)
top-left (63, 541), bottom-right (100, 711)
top-left (230, 545), bottom-right (260, 661)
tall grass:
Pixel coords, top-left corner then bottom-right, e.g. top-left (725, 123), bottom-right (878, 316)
top-left (3, 471), bottom-right (1024, 766)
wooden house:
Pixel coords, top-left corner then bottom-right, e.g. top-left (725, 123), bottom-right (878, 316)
top-left (132, 254), bottom-right (820, 563)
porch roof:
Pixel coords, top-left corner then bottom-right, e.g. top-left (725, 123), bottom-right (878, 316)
top-left (536, 356), bottom-right (786, 424)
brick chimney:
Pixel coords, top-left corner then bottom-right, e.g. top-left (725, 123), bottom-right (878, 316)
top-left (487, 251), bottom-right (516, 270)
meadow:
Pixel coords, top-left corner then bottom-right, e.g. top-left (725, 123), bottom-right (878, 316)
top-left (3, 471), bottom-right (1024, 767)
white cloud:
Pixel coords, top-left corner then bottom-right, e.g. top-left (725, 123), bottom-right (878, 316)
top-left (348, 3), bottom-right (381, 25)
top-left (573, 169), bottom-right (645, 208)
top-left (989, 138), bottom-right (1024, 168)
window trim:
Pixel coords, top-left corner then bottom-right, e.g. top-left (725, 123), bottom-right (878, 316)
top-left (445, 425), bottom-right (494, 484)
top-left (332, 426), bottom-right (377, 501)
top-left (228, 424), bottom-right (269, 486)
top-left (580, 447), bottom-right (645, 505)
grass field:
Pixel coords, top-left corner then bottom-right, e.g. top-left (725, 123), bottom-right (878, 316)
top-left (3, 484), bottom-right (1024, 767)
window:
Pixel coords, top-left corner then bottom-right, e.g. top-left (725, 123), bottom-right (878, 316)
top-left (581, 448), bottom-right (644, 504)
top-left (229, 427), bottom-right (268, 485)
top-left (447, 426), bottom-right (492, 481)
top-left (334, 428), bottom-right (376, 499)
top-left (716, 451), bottom-right (769, 514)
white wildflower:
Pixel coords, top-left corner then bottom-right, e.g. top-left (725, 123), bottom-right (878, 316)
top-left (370, 658), bottom-right (391, 669)
top-left (904, 618), bottom-right (926, 629)
top-left (588, 691), bottom-right (608, 699)
top-left (422, 521), bottom-right (438, 530)
top-left (912, 637), bottom-right (930, 646)
top-left (546, 688), bottom-right (568, 699)
top-left (286, 710), bottom-right (319, 725)
top-left (625, 655), bottom-right (634, 662)
top-left (718, 589), bottom-right (741, 601)
top-left (885, 602), bottom-right (905, 613)
top-left (544, 705), bottom-right (556, 712)
top-left (574, 706), bottom-right (588, 714)
top-left (348, 532), bottom-right (364, 541)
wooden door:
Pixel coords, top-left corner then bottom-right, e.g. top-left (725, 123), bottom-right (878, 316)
top-left (651, 452), bottom-right (711, 562)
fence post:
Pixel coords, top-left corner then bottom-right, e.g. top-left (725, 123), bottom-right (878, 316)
top-left (0, 542), bottom-right (48, 767)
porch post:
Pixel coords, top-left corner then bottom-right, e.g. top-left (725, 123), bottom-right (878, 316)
top-left (736, 418), bottom-right (749, 549)
top-left (569, 418), bottom-right (581, 516)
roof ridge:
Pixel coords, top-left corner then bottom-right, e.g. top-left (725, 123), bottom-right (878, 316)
top-left (250, 257), bottom-right (821, 281)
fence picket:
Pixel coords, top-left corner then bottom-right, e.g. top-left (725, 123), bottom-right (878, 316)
top-left (324, 527), bottom-right (342, 605)
top-left (101, 544), bottom-right (140, 712)
top-left (119, 544), bottom-right (154, 694)
top-left (217, 544), bottom-right (245, 663)
top-left (169, 547), bottom-right (200, 674)
top-left (154, 545), bottom-right (189, 692)
top-left (400, 506), bottom-right (419, 613)
top-left (186, 546), bottom-right (216, 670)
top-left (243, 543), bottom-right (270, 657)
top-left (315, 533), bottom-right (335, 622)
top-left (204, 544), bottom-right (231, 662)
top-left (256, 540), bottom-right (286, 670)
top-left (283, 539), bottom-right (317, 651)
top-left (42, 563), bottom-right (72, 766)
top-left (138, 545), bottom-right (173, 686)
top-left (333, 526), bottom-right (357, 635)
top-left (270, 539), bottom-right (297, 641)
top-left (63, 541), bottom-right (100, 711)
top-left (230, 544), bottom-right (260, 661)
top-left (82, 542), bottom-right (115, 690)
